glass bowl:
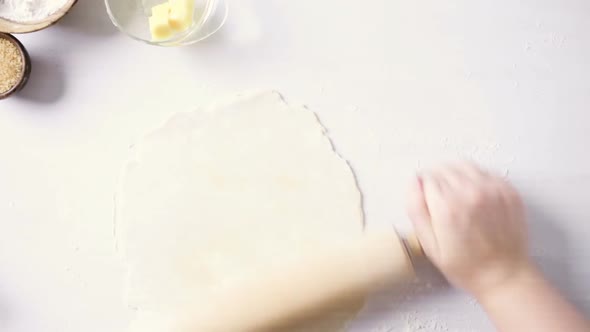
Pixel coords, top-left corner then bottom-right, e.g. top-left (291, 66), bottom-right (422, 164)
top-left (105, 0), bottom-right (228, 47)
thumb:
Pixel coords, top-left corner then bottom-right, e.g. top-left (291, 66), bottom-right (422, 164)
top-left (406, 175), bottom-right (438, 260)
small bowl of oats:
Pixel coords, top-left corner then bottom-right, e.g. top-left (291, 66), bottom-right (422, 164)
top-left (0, 33), bottom-right (31, 100)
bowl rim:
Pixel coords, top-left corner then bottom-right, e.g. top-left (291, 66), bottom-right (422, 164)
top-left (0, 0), bottom-right (79, 34)
top-left (0, 33), bottom-right (32, 100)
top-left (104, 0), bottom-right (228, 47)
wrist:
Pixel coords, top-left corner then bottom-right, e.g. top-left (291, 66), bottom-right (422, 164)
top-left (474, 261), bottom-right (542, 306)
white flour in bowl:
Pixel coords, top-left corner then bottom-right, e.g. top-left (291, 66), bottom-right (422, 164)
top-left (0, 0), bottom-right (70, 23)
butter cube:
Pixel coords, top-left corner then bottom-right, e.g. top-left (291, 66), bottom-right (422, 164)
top-left (149, 2), bottom-right (173, 41)
top-left (168, 0), bottom-right (195, 32)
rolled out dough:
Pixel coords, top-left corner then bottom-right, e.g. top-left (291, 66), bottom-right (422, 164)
top-left (115, 91), bottom-right (366, 331)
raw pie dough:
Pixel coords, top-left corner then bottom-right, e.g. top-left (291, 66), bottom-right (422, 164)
top-left (115, 91), bottom-right (365, 331)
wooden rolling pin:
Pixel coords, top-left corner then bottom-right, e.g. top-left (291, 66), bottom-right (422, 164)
top-left (178, 230), bottom-right (423, 332)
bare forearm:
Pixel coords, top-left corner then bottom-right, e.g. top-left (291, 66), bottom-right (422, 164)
top-left (478, 265), bottom-right (590, 332)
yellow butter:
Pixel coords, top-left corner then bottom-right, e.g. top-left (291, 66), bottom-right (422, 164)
top-left (168, 0), bottom-right (195, 32)
top-left (149, 2), bottom-right (173, 41)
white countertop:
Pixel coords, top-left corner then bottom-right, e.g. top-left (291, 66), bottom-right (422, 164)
top-left (1, 0), bottom-right (589, 331)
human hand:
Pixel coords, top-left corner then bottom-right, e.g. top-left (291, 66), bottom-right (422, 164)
top-left (406, 162), bottom-right (531, 299)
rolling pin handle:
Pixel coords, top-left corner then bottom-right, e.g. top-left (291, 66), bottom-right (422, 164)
top-left (402, 234), bottom-right (424, 262)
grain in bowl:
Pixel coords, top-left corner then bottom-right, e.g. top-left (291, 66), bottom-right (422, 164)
top-left (0, 33), bottom-right (31, 100)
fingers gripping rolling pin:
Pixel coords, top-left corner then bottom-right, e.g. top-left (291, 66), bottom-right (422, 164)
top-left (179, 230), bottom-right (424, 332)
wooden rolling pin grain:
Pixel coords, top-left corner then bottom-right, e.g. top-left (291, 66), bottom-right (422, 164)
top-left (178, 230), bottom-right (423, 332)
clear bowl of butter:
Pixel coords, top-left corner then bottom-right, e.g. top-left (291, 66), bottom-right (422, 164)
top-left (105, 0), bottom-right (227, 46)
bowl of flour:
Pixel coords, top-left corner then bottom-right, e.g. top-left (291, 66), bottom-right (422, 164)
top-left (0, 0), bottom-right (78, 33)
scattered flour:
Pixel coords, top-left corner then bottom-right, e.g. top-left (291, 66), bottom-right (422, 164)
top-left (0, 0), bottom-right (69, 23)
